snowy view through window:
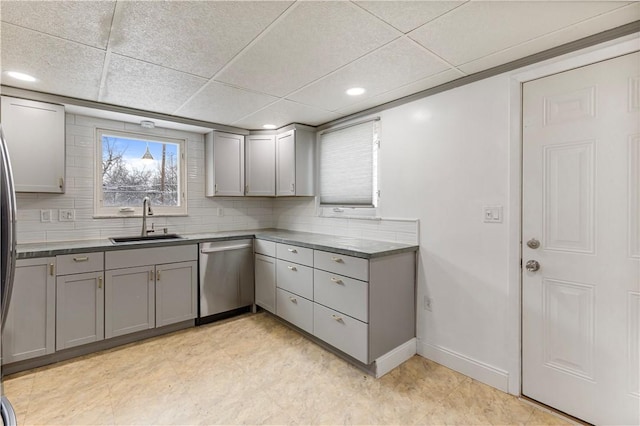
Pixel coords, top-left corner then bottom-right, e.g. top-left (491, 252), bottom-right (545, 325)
top-left (101, 133), bottom-right (180, 207)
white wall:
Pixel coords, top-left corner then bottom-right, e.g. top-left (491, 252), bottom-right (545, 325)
top-left (15, 114), bottom-right (274, 243)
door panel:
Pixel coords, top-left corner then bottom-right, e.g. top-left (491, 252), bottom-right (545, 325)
top-left (522, 52), bottom-right (640, 425)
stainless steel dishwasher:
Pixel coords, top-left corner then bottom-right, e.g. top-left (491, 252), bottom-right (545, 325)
top-left (198, 239), bottom-right (254, 324)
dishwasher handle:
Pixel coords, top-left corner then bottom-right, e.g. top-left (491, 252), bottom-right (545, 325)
top-left (200, 243), bottom-right (253, 254)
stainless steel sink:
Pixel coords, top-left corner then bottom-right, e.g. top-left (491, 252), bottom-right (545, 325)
top-left (110, 234), bottom-right (184, 244)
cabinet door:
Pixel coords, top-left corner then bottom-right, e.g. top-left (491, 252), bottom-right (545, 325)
top-left (56, 272), bottom-right (104, 350)
top-left (2, 258), bottom-right (55, 364)
top-left (105, 266), bottom-right (155, 338)
top-left (206, 131), bottom-right (245, 196)
top-left (0, 96), bottom-right (65, 193)
top-left (255, 254), bottom-right (276, 313)
top-left (276, 130), bottom-right (296, 196)
top-left (155, 261), bottom-right (197, 327)
top-left (245, 135), bottom-right (275, 196)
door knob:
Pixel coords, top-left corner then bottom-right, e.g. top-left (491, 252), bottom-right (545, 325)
top-left (525, 260), bottom-right (540, 272)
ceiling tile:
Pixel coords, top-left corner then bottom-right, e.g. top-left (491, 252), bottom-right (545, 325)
top-left (176, 82), bottom-right (279, 123)
top-left (458, 2), bottom-right (640, 75)
top-left (1, 24), bottom-right (105, 100)
top-left (409, 1), bottom-right (630, 66)
top-left (216, 1), bottom-right (400, 97)
top-left (336, 68), bottom-right (465, 116)
top-left (0, 0), bottom-right (116, 49)
top-left (287, 38), bottom-right (451, 111)
top-left (232, 100), bottom-right (341, 130)
top-left (101, 55), bottom-right (208, 115)
top-left (111, 1), bottom-right (293, 78)
top-left (354, 0), bottom-right (465, 33)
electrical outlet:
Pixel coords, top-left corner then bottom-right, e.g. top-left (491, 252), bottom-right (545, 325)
top-left (483, 205), bottom-right (503, 223)
top-left (59, 209), bottom-right (75, 222)
top-left (40, 210), bottom-right (52, 223)
top-left (424, 296), bottom-right (433, 312)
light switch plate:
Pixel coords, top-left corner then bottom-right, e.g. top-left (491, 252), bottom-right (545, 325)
top-left (483, 205), bottom-right (503, 223)
top-left (59, 209), bottom-right (75, 222)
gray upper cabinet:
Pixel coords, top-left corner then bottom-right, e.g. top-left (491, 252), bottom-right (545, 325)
top-left (0, 96), bottom-right (65, 193)
top-left (3, 257), bottom-right (56, 364)
top-left (245, 134), bottom-right (275, 196)
top-left (276, 129), bottom-right (315, 196)
top-left (55, 252), bottom-right (105, 350)
top-left (205, 131), bottom-right (245, 196)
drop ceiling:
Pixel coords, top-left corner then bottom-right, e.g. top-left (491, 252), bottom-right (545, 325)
top-left (1, 1), bottom-right (638, 130)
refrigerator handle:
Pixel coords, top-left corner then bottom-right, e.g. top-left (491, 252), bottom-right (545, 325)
top-left (0, 127), bottom-right (17, 328)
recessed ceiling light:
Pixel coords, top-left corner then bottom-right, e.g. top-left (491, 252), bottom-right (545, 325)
top-left (263, 124), bottom-right (277, 129)
top-left (346, 87), bottom-right (365, 96)
top-left (6, 71), bottom-right (37, 82)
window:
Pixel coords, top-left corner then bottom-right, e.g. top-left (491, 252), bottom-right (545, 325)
top-left (319, 119), bottom-right (379, 209)
top-left (95, 128), bottom-right (186, 217)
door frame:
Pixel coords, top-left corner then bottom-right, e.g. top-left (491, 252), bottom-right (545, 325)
top-left (505, 33), bottom-right (640, 396)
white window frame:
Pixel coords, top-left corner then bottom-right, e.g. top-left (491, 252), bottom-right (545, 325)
top-left (317, 118), bottom-right (380, 218)
top-left (94, 128), bottom-right (187, 218)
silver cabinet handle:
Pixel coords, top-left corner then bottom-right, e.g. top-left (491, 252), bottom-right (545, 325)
top-left (156, 270), bottom-right (161, 281)
top-left (49, 263), bottom-right (55, 276)
top-left (98, 276), bottom-right (103, 289)
top-left (73, 256), bottom-right (89, 262)
top-left (289, 297), bottom-right (297, 303)
top-left (287, 248), bottom-right (297, 253)
top-left (331, 257), bottom-right (343, 263)
top-left (330, 277), bottom-right (343, 285)
top-left (149, 270), bottom-right (154, 281)
top-left (331, 314), bottom-right (343, 322)
top-left (287, 265), bottom-right (297, 271)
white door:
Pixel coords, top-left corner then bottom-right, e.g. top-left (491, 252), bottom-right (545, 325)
top-left (522, 52), bottom-right (640, 425)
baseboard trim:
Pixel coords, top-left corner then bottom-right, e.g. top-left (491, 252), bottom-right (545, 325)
top-left (375, 338), bottom-right (417, 378)
top-left (418, 340), bottom-right (509, 392)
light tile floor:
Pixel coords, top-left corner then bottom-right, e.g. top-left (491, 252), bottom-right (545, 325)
top-left (4, 312), bottom-right (574, 425)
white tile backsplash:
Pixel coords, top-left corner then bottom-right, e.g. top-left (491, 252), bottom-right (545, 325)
top-left (15, 113), bottom-right (417, 245)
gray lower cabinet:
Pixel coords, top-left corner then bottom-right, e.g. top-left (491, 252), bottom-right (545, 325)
top-left (105, 245), bottom-right (198, 338)
top-left (105, 266), bottom-right (155, 338)
top-left (56, 271), bottom-right (105, 350)
top-left (254, 254), bottom-right (276, 314)
top-left (155, 261), bottom-right (197, 327)
top-left (56, 252), bottom-right (105, 350)
top-left (2, 257), bottom-right (56, 364)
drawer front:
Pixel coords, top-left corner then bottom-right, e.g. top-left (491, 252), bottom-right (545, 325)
top-left (57, 252), bottom-right (104, 275)
top-left (276, 288), bottom-right (313, 334)
top-left (276, 243), bottom-right (313, 267)
top-left (276, 259), bottom-right (313, 299)
top-left (254, 239), bottom-right (276, 257)
top-left (313, 303), bottom-right (368, 364)
top-left (313, 269), bottom-right (368, 323)
top-left (314, 250), bottom-right (368, 281)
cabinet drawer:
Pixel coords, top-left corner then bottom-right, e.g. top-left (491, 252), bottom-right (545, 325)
top-left (313, 269), bottom-right (368, 323)
top-left (314, 250), bottom-right (368, 281)
top-left (254, 239), bottom-right (276, 257)
top-left (106, 244), bottom-right (197, 269)
top-left (56, 252), bottom-right (104, 275)
top-left (276, 288), bottom-right (313, 334)
top-left (276, 243), bottom-right (313, 267)
top-left (313, 303), bottom-right (368, 364)
top-left (276, 259), bottom-right (313, 300)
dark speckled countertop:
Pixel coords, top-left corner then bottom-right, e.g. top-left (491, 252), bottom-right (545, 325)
top-left (17, 229), bottom-right (418, 260)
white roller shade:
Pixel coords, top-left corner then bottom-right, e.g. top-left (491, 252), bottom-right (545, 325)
top-left (319, 119), bottom-right (379, 206)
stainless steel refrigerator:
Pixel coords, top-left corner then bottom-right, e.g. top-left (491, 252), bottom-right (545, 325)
top-left (0, 125), bottom-right (18, 426)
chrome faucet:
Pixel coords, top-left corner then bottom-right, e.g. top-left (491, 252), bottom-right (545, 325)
top-left (141, 196), bottom-right (154, 236)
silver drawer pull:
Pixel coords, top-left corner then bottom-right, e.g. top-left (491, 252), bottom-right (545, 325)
top-left (287, 265), bottom-right (297, 271)
top-left (330, 277), bottom-right (343, 285)
top-left (331, 257), bottom-right (343, 263)
top-left (331, 314), bottom-right (343, 322)
top-left (73, 256), bottom-right (89, 262)
top-left (287, 248), bottom-right (297, 253)
top-left (289, 297), bottom-right (297, 303)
